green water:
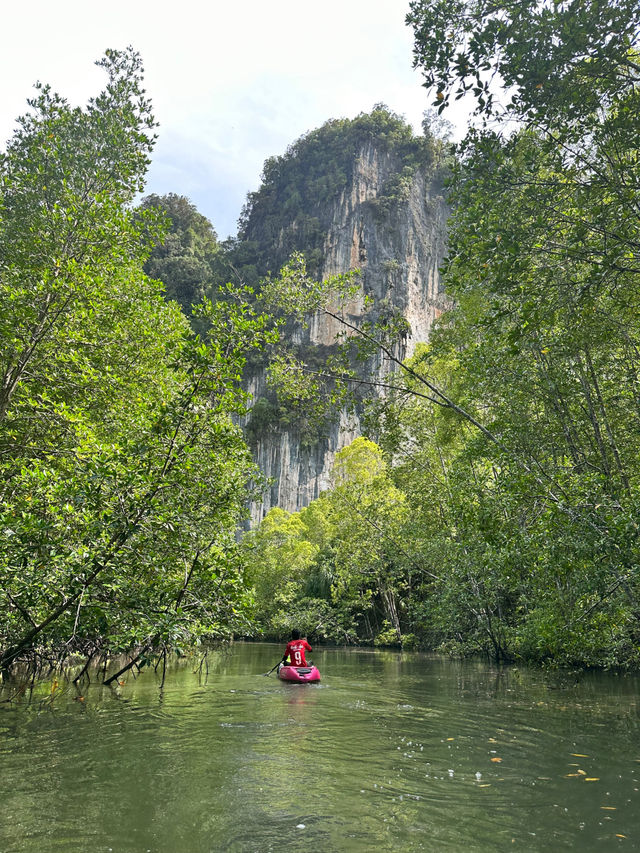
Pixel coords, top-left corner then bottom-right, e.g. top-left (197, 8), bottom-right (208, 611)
top-left (1, 644), bottom-right (639, 852)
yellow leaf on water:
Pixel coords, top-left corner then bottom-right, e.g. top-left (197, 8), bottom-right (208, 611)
top-left (577, 770), bottom-right (586, 775)
top-left (571, 753), bottom-right (589, 757)
top-left (478, 783), bottom-right (491, 787)
top-left (600, 806), bottom-right (616, 810)
top-left (447, 738), bottom-right (455, 741)
top-left (488, 738), bottom-right (498, 743)
top-left (565, 773), bottom-right (580, 777)
top-left (585, 777), bottom-right (599, 782)
top-left (616, 834), bottom-right (626, 838)
top-left (490, 757), bottom-right (503, 763)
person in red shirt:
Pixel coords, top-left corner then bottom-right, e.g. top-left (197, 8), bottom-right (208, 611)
top-left (282, 629), bottom-right (312, 667)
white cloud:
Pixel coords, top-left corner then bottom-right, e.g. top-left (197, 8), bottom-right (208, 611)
top-left (2, 0), bottom-right (471, 237)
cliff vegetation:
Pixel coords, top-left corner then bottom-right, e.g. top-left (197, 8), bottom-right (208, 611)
top-left (233, 105), bottom-right (443, 284)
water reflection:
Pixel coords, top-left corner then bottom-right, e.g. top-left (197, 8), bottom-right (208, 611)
top-left (1, 645), bottom-right (639, 851)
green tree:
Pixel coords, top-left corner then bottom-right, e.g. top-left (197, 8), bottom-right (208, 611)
top-left (325, 439), bottom-right (415, 644)
top-left (241, 438), bottom-right (421, 646)
top-left (139, 192), bottom-right (220, 318)
top-left (396, 0), bottom-right (640, 664)
top-left (242, 508), bottom-right (320, 629)
top-left (407, 0), bottom-right (639, 128)
top-left (0, 50), bottom-right (275, 676)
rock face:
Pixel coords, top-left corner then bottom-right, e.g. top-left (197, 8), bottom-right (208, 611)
top-left (246, 139), bottom-right (449, 523)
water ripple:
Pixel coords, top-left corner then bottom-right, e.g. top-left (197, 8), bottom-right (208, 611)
top-left (1, 648), bottom-right (639, 852)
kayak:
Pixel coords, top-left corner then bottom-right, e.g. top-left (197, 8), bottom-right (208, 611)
top-left (277, 663), bottom-right (321, 683)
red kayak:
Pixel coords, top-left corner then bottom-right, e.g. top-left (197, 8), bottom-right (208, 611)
top-left (277, 663), bottom-right (321, 683)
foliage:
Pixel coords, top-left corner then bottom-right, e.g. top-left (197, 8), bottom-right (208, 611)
top-left (390, 0), bottom-right (640, 665)
top-left (243, 253), bottom-right (364, 446)
top-left (407, 0), bottom-right (640, 127)
top-left (0, 50), bottom-right (275, 676)
top-left (7, 10), bottom-right (640, 672)
top-left (259, 251), bottom-right (419, 436)
top-left (241, 438), bottom-right (417, 646)
top-left (138, 193), bottom-right (220, 320)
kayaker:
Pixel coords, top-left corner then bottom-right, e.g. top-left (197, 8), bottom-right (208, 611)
top-left (282, 629), bottom-right (312, 667)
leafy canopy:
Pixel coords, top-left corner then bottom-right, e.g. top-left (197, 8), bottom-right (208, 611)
top-left (0, 49), bottom-right (275, 675)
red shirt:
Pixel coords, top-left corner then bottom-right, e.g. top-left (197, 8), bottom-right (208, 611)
top-left (284, 638), bottom-right (312, 667)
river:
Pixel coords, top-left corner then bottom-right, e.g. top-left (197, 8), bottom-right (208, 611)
top-left (1, 643), bottom-right (639, 852)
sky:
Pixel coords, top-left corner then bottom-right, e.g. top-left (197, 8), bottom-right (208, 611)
top-left (1, 0), bottom-right (469, 239)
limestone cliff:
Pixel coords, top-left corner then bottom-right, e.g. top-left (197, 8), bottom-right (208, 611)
top-left (239, 112), bottom-right (449, 522)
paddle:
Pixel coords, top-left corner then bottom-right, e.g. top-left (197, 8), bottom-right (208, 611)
top-left (262, 657), bottom-right (285, 676)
